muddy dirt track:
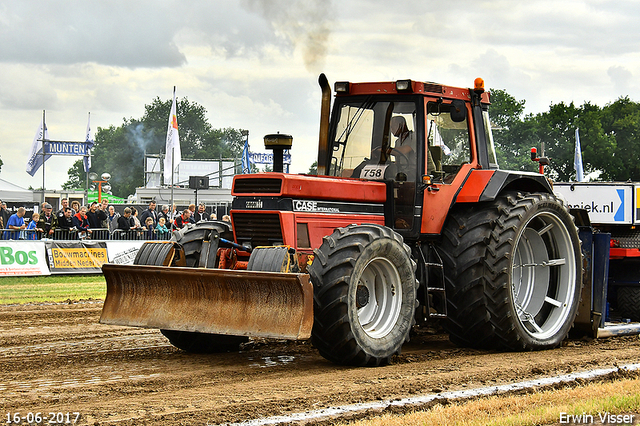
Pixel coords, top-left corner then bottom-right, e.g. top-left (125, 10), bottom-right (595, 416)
top-left (1, 302), bottom-right (639, 425)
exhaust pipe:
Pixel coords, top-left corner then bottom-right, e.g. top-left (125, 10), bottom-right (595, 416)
top-left (317, 73), bottom-right (331, 176)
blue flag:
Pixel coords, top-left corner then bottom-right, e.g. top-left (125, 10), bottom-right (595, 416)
top-left (241, 140), bottom-right (251, 174)
top-left (83, 112), bottom-right (95, 173)
top-left (574, 128), bottom-right (584, 182)
top-left (26, 122), bottom-right (51, 177)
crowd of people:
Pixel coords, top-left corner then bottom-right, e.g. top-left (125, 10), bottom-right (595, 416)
top-left (0, 198), bottom-right (231, 241)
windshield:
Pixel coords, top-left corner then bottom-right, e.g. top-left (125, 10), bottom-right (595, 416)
top-left (328, 98), bottom-right (419, 181)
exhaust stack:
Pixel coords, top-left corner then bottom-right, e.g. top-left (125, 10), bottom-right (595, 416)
top-left (317, 73), bottom-right (331, 176)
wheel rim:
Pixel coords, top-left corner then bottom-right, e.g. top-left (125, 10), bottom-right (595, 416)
top-left (512, 211), bottom-right (577, 340)
top-left (356, 256), bottom-right (403, 338)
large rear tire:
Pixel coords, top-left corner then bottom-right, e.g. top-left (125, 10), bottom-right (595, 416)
top-left (135, 222), bottom-right (248, 353)
top-left (440, 192), bottom-right (582, 350)
top-left (309, 224), bottom-right (418, 366)
top-left (439, 204), bottom-right (498, 348)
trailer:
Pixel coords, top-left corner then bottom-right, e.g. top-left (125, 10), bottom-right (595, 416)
top-left (555, 182), bottom-right (640, 337)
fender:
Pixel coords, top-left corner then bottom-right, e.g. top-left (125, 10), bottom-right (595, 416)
top-left (455, 169), bottom-right (553, 203)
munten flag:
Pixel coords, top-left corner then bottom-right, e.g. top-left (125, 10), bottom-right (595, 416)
top-left (26, 121), bottom-right (51, 177)
top-left (84, 112), bottom-right (95, 173)
top-left (163, 87), bottom-right (181, 185)
top-left (574, 128), bottom-right (584, 182)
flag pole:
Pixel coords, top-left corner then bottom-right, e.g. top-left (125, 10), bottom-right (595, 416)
top-left (85, 112), bottom-right (90, 200)
top-left (41, 110), bottom-right (46, 204)
top-left (170, 86), bottom-right (175, 219)
top-left (170, 146), bottom-right (175, 218)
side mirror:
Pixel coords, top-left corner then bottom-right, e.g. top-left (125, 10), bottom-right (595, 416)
top-left (450, 100), bottom-right (467, 122)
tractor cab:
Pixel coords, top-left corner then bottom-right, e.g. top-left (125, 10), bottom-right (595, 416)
top-left (324, 79), bottom-right (498, 233)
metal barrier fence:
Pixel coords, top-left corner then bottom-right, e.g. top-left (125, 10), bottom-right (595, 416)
top-left (0, 228), bottom-right (173, 241)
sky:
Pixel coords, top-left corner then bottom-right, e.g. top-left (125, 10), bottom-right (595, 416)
top-left (1, 0), bottom-right (639, 193)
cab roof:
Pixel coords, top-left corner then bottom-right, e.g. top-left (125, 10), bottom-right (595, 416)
top-left (334, 80), bottom-right (490, 104)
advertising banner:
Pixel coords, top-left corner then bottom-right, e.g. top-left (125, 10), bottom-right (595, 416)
top-left (45, 141), bottom-right (90, 156)
top-left (0, 241), bottom-right (50, 276)
top-left (250, 151), bottom-right (291, 165)
top-left (555, 183), bottom-right (634, 225)
top-left (87, 190), bottom-right (127, 204)
top-left (106, 241), bottom-right (145, 265)
top-left (637, 185), bottom-right (640, 225)
top-left (46, 241), bottom-right (108, 274)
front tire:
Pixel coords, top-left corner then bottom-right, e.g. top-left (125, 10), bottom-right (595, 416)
top-left (136, 222), bottom-right (248, 353)
top-left (309, 224), bottom-right (418, 366)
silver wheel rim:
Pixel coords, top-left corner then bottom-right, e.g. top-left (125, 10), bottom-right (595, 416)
top-left (356, 257), bottom-right (403, 338)
top-left (512, 211), bottom-right (577, 340)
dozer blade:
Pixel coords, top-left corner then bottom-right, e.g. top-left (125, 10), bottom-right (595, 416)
top-left (100, 264), bottom-right (314, 340)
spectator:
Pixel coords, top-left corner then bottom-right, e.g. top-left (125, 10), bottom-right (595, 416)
top-left (188, 204), bottom-right (196, 223)
top-left (222, 215), bottom-right (231, 223)
top-left (26, 212), bottom-right (42, 240)
top-left (99, 199), bottom-right (110, 228)
top-left (174, 209), bottom-right (192, 230)
top-left (86, 202), bottom-right (107, 229)
top-left (139, 200), bottom-right (158, 227)
top-left (70, 200), bottom-right (80, 216)
top-left (143, 217), bottom-right (155, 240)
top-left (0, 201), bottom-right (9, 229)
top-left (57, 198), bottom-right (69, 220)
top-left (4, 207), bottom-right (26, 240)
top-left (210, 213), bottom-right (217, 220)
top-left (170, 204), bottom-right (179, 222)
top-left (58, 207), bottom-right (74, 230)
top-left (194, 203), bottom-right (208, 222)
top-left (117, 207), bottom-right (133, 231)
top-left (107, 206), bottom-right (120, 233)
top-left (38, 203), bottom-right (58, 238)
top-left (72, 206), bottom-right (92, 239)
top-left (130, 206), bottom-right (141, 229)
top-left (155, 217), bottom-right (169, 235)
top-left (158, 204), bottom-right (170, 224)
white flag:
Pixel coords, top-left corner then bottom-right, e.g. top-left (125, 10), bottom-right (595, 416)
top-left (26, 121), bottom-right (51, 177)
top-left (163, 87), bottom-right (181, 185)
top-left (428, 120), bottom-right (451, 155)
top-left (574, 128), bottom-right (584, 182)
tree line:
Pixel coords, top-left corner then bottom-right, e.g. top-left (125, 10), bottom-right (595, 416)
top-left (490, 90), bottom-right (640, 182)
top-left (64, 97), bottom-right (245, 198)
top-left (64, 90), bottom-right (640, 197)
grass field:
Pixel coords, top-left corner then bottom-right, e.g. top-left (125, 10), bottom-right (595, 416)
top-left (342, 377), bottom-right (640, 426)
top-left (0, 274), bottom-right (106, 304)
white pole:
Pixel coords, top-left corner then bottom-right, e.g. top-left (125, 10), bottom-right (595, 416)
top-left (170, 147), bottom-right (175, 220)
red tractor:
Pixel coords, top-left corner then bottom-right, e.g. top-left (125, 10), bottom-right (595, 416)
top-left (101, 75), bottom-right (583, 366)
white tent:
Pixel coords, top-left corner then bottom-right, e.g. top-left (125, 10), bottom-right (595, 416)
top-left (0, 177), bottom-right (33, 203)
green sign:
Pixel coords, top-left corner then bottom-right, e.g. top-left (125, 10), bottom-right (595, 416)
top-left (88, 190), bottom-right (126, 204)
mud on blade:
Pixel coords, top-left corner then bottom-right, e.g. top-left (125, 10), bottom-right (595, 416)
top-left (100, 263), bottom-right (314, 340)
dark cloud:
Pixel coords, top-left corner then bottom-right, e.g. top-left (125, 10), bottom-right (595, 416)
top-left (0, 1), bottom-right (281, 68)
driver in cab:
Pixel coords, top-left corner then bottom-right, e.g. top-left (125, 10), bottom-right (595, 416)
top-left (389, 116), bottom-right (435, 176)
